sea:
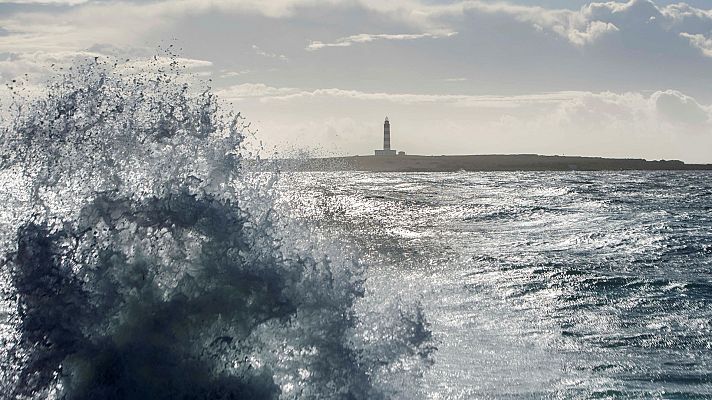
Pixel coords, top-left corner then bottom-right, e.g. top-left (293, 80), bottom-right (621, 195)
top-left (1, 56), bottom-right (711, 399)
top-left (277, 171), bottom-right (712, 399)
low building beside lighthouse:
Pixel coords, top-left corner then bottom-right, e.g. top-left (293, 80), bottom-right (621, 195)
top-left (375, 117), bottom-right (404, 156)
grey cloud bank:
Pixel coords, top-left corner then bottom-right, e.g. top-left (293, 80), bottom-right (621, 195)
top-left (1, 0), bottom-right (712, 161)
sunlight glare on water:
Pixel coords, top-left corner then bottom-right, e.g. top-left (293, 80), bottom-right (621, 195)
top-left (277, 171), bottom-right (712, 399)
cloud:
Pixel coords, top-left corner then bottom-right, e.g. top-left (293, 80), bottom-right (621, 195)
top-left (218, 83), bottom-right (298, 99)
top-left (2, 0), bottom-right (712, 49)
top-left (406, 0), bottom-right (712, 52)
top-left (251, 44), bottom-right (288, 60)
top-left (0, 50), bottom-right (212, 81)
top-left (220, 69), bottom-right (250, 78)
top-left (114, 55), bottom-right (213, 73)
top-left (0, 0), bottom-right (88, 4)
top-left (3, 0), bottom-right (712, 67)
top-left (0, 3), bottom-right (172, 56)
top-left (652, 89), bottom-right (711, 126)
top-left (401, 0), bottom-right (624, 46)
top-left (679, 32), bottom-right (712, 57)
top-left (306, 31), bottom-right (456, 51)
top-left (563, 20), bottom-right (619, 46)
top-left (0, 50), bottom-right (102, 80)
top-left (217, 83), bottom-right (588, 106)
top-left (465, 0), bottom-right (640, 46)
top-left (217, 83), bottom-right (712, 130)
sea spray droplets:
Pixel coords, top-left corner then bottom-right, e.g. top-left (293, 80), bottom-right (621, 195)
top-left (0, 55), bottom-right (435, 399)
top-left (0, 55), bottom-right (245, 210)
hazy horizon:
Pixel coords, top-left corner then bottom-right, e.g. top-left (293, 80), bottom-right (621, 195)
top-left (2, 0), bottom-right (712, 162)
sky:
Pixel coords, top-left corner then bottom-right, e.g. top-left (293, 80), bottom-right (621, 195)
top-left (1, 0), bottom-right (712, 162)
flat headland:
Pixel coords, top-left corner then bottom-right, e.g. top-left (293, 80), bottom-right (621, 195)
top-left (283, 154), bottom-right (712, 172)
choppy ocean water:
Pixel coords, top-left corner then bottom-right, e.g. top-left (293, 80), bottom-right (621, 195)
top-left (278, 171), bottom-right (712, 399)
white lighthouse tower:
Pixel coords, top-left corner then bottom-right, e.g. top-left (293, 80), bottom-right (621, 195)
top-left (375, 117), bottom-right (398, 156)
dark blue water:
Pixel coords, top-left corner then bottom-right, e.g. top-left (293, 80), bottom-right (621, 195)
top-left (278, 171), bottom-right (712, 398)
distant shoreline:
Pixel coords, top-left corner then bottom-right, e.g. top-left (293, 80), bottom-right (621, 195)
top-left (278, 154), bottom-right (712, 172)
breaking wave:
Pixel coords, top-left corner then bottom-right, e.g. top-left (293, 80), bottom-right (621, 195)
top-left (0, 54), bottom-right (434, 399)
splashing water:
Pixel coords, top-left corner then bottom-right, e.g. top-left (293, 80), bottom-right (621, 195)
top-left (0, 55), bottom-right (434, 399)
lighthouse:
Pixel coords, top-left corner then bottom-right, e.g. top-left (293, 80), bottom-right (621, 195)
top-left (383, 117), bottom-right (391, 151)
top-left (375, 117), bottom-right (402, 156)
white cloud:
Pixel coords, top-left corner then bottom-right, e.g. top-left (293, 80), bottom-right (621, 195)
top-left (430, 0), bottom-right (631, 46)
top-left (0, 0), bottom-right (88, 4)
top-left (218, 83), bottom-right (712, 130)
top-left (125, 56), bottom-right (212, 69)
top-left (218, 83), bottom-right (298, 99)
top-left (251, 44), bottom-right (288, 60)
top-left (652, 89), bottom-right (711, 126)
top-left (0, 50), bottom-right (102, 80)
top-left (0, 51), bottom-right (212, 81)
top-left (220, 69), bottom-right (250, 78)
top-left (306, 31), bottom-right (456, 51)
top-left (2, 0), bottom-right (712, 62)
top-left (0, 4), bottom-right (171, 55)
top-left (562, 20), bottom-right (619, 46)
top-left (218, 83), bottom-right (573, 105)
top-left (403, 0), bottom-right (712, 50)
top-left (680, 32), bottom-right (712, 56)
